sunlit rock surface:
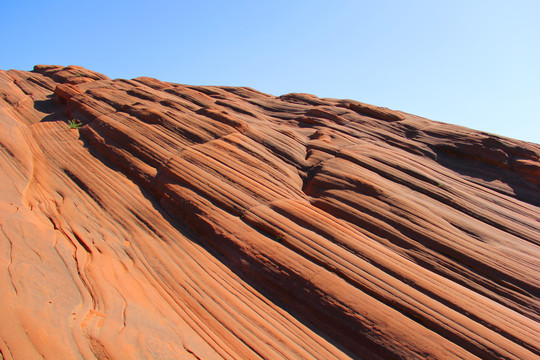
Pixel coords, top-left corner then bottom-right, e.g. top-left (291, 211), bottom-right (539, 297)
top-left (0, 65), bottom-right (539, 359)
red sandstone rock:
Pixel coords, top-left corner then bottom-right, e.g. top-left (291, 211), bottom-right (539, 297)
top-left (0, 65), bottom-right (539, 360)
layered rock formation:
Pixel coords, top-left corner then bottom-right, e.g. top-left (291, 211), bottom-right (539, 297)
top-left (0, 65), bottom-right (539, 359)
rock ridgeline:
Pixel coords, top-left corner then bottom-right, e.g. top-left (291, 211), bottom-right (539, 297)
top-left (0, 65), bottom-right (539, 359)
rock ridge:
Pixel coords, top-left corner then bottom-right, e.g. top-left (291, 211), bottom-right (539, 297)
top-left (0, 64), bottom-right (539, 359)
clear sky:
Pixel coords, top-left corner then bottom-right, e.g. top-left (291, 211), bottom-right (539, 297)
top-left (1, 0), bottom-right (539, 144)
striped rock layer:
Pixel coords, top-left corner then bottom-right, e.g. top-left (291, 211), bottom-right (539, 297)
top-left (0, 65), bottom-right (539, 359)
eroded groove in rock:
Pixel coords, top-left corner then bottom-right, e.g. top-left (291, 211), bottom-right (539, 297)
top-left (0, 65), bottom-right (539, 360)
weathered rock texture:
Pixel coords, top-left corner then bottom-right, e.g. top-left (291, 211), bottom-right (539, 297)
top-left (0, 65), bottom-right (539, 360)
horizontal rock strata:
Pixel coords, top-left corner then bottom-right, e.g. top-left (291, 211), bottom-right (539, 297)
top-left (0, 65), bottom-right (539, 359)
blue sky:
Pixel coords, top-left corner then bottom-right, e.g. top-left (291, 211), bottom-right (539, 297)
top-left (1, 0), bottom-right (539, 144)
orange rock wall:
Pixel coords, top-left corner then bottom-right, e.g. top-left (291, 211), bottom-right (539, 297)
top-left (0, 65), bottom-right (539, 359)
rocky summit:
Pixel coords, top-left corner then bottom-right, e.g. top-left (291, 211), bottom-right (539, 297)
top-left (0, 65), bottom-right (539, 360)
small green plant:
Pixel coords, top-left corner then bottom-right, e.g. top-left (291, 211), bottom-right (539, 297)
top-left (68, 119), bottom-right (82, 129)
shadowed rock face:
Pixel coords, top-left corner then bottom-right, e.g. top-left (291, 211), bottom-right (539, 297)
top-left (0, 65), bottom-right (539, 360)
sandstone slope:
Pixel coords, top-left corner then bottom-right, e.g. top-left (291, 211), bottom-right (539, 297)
top-left (0, 65), bottom-right (539, 359)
